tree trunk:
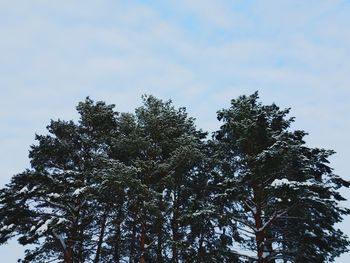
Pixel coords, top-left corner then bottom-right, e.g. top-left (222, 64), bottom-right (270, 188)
top-left (252, 182), bottom-right (267, 263)
top-left (52, 230), bottom-right (74, 263)
top-left (171, 220), bottom-right (179, 263)
top-left (113, 201), bottom-right (124, 263)
top-left (113, 223), bottom-right (121, 263)
top-left (64, 247), bottom-right (73, 263)
top-left (171, 199), bottom-right (179, 263)
top-left (140, 222), bottom-right (146, 263)
top-left (157, 196), bottom-right (164, 263)
top-left (197, 233), bottom-right (204, 263)
top-left (157, 221), bottom-right (163, 263)
top-left (94, 211), bottom-right (108, 263)
top-left (129, 223), bottom-right (136, 263)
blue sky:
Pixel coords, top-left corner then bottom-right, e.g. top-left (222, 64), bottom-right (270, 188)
top-left (1, 0), bottom-right (350, 261)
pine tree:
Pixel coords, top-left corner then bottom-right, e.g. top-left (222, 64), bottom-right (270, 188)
top-left (131, 95), bottom-right (207, 263)
top-left (0, 98), bottom-right (133, 262)
top-left (0, 93), bottom-right (348, 263)
top-left (214, 92), bottom-right (349, 262)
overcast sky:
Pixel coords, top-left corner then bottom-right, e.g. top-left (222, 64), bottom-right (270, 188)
top-left (1, 0), bottom-right (350, 262)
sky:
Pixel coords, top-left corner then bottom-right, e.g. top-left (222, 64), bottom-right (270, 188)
top-left (0, 0), bottom-right (349, 261)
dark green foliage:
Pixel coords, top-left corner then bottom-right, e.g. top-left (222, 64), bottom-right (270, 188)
top-left (0, 93), bottom-right (348, 263)
top-left (213, 92), bottom-right (349, 262)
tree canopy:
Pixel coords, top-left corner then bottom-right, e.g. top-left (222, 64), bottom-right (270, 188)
top-left (0, 93), bottom-right (349, 263)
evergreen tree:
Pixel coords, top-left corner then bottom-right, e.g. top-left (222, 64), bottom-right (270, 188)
top-left (0, 96), bottom-right (208, 263)
top-left (214, 92), bottom-right (349, 262)
top-left (0, 93), bottom-right (348, 263)
top-left (130, 95), bottom-right (207, 263)
top-left (0, 98), bottom-right (133, 262)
